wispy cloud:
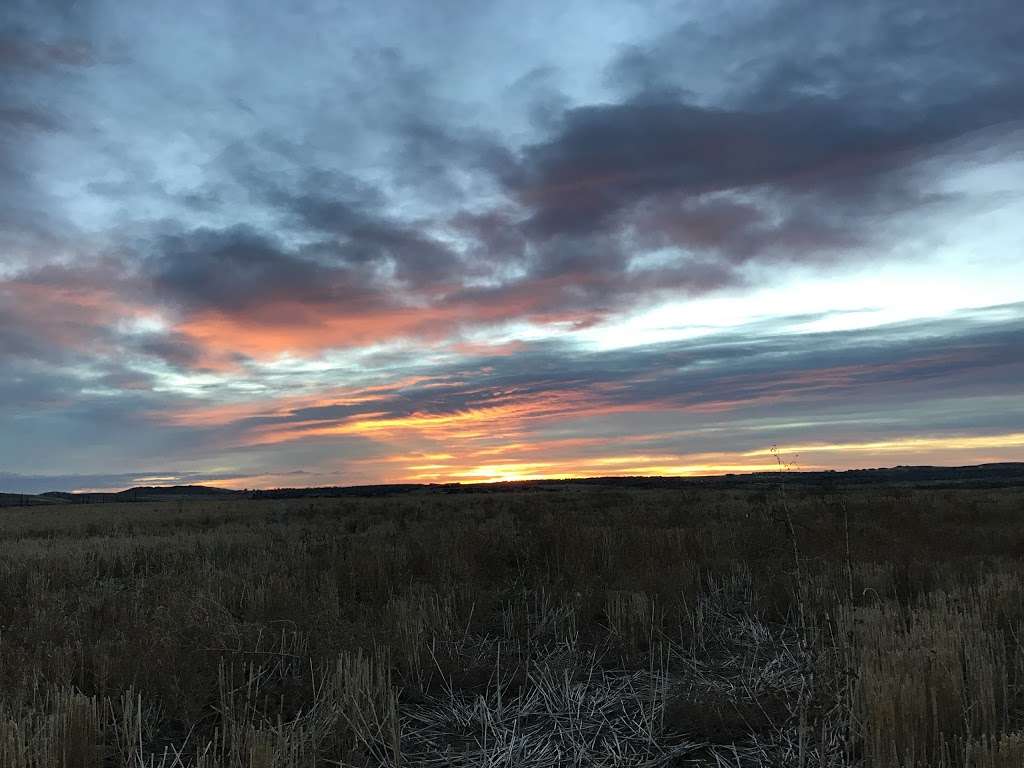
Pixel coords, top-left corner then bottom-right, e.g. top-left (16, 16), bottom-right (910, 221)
top-left (1, 0), bottom-right (1022, 490)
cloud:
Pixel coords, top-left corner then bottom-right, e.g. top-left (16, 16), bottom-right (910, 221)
top-left (0, 260), bottom-right (137, 362)
top-left (0, 37), bottom-right (94, 72)
top-left (255, 181), bottom-right (465, 288)
top-left (1, 0), bottom-right (1022, 487)
top-left (510, 89), bottom-right (1017, 248)
top-left (149, 225), bottom-right (380, 313)
top-left (0, 2), bottom-right (99, 267)
top-left (129, 332), bottom-right (202, 369)
top-left (156, 304), bottom-right (1024, 451)
top-left (115, 304), bottom-right (1023, 486)
top-left (6, 0), bottom-right (1015, 365)
top-left (485, 0), bottom-right (1024, 302)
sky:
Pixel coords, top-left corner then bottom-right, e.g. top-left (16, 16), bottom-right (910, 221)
top-left (1, 0), bottom-right (1023, 493)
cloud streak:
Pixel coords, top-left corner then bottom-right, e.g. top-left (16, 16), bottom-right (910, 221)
top-left (1, 0), bottom-right (1022, 490)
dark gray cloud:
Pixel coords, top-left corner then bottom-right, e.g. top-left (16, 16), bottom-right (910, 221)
top-left (607, 1), bottom-right (1023, 110)
top-left (133, 332), bottom-right (205, 369)
top-left (0, 3), bottom-right (97, 264)
top-left (514, 99), bottom-right (939, 238)
top-left (149, 225), bottom-right (377, 312)
top-left (487, 0), bottom-right (1024, 296)
top-left (6, 0), bottom-right (1020, 327)
top-left (1, 0), bottom-right (1021, 485)
top-left (442, 308), bottom-right (1024, 417)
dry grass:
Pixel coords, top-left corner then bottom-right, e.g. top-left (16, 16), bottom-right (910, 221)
top-left (1, 484), bottom-right (1023, 766)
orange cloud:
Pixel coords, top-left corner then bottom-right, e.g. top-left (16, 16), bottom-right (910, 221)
top-left (175, 305), bottom-right (454, 360)
top-left (232, 386), bottom-right (661, 448)
top-left (170, 279), bottom-right (608, 365)
top-left (1, 279), bottom-right (150, 352)
top-left (160, 376), bottom-right (432, 428)
top-left (244, 402), bottom-right (537, 446)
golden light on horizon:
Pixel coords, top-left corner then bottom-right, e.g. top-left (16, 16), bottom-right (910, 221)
top-left (747, 432), bottom-right (1024, 457)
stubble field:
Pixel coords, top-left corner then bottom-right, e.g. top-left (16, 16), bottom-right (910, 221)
top-left (2, 480), bottom-right (1023, 767)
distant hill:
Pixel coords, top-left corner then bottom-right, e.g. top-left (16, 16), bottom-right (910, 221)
top-left (0, 492), bottom-right (62, 507)
top-left (33, 485), bottom-right (239, 505)
top-left (120, 485), bottom-right (239, 499)
top-left (1, 463), bottom-right (1022, 507)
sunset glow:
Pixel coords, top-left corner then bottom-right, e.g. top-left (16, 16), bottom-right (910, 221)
top-left (2, 0), bottom-right (1022, 493)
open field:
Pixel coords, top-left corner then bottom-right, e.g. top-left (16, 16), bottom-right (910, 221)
top-left (2, 478), bottom-right (1024, 767)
